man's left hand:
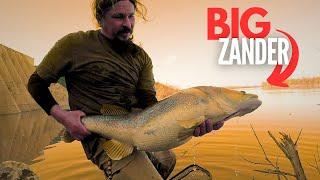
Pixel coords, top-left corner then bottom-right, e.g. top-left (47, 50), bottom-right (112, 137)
top-left (193, 119), bottom-right (224, 137)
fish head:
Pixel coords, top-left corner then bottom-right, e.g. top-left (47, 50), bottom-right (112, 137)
top-left (195, 86), bottom-right (262, 122)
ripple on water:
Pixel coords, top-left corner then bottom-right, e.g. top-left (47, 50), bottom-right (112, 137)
top-left (2, 89), bottom-right (320, 179)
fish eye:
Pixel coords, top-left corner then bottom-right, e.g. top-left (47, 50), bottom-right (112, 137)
top-left (241, 91), bottom-right (246, 94)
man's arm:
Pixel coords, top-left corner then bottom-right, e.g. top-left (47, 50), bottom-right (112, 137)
top-left (136, 89), bottom-right (158, 109)
top-left (27, 71), bottom-right (90, 140)
top-left (28, 32), bottom-right (90, 140)
top-left (27, 71), bottom-right (58, 115)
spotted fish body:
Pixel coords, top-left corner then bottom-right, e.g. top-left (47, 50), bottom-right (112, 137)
top-left (78, 86), bottom-right (262, 160)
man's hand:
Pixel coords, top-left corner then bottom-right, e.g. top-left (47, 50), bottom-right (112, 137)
top-left (193, 119), bottom-right (224, 137)
top-left (50, 105), bottom-right (91, 141)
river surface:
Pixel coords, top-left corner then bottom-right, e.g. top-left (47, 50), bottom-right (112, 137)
top-left (0, 88), bottom-right (319, 179)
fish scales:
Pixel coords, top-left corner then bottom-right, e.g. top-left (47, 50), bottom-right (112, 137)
top-left (82, 115), bottom-right (137, 144)
top-left (64, 86), bottom-right (262, 160)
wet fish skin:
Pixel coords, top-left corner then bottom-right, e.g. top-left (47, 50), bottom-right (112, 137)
top-left (80, 86), bottom-right (262, 152)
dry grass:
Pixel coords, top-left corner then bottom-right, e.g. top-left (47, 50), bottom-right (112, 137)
top-left (262, 77), bottom-right (320, 89)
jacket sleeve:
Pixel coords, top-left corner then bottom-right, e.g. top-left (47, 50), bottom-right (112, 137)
top-left (27, 71), bottom-right (58, 115)
top-left (27, 33), bottom-right (74, 115)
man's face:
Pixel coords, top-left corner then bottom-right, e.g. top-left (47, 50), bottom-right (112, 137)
top-left (101, 0), bottom-right (135, 41)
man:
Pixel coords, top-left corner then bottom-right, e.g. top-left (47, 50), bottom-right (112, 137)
top-left (28, 0), bottom-right (224, 179)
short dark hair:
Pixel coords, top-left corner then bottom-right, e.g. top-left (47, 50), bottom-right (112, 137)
top-left (92, 0), bottom-right (147, 27)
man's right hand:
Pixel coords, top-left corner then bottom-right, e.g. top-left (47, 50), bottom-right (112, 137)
top-left (50, 105), bottom-right (91, 141)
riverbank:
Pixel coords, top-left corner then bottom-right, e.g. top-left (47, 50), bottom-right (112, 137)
top-left (262, 77), bottom-right (320, 89)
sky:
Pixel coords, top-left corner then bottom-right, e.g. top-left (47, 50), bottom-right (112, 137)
top-left (1, 0), bottom-right (319, 88)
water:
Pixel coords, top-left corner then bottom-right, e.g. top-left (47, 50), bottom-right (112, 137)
top-left (0, 88), bottom-right (319, 179)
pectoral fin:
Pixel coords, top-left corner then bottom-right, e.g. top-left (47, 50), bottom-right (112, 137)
top-left (177, 116), bottom-right (205, 129)
top-left (102, 140), bottom-right (134, 160)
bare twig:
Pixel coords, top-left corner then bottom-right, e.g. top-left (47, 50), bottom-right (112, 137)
top-left (241, 156), bottom-right (271, 166)
top-left (317, 145), bottom-right (320, 174)
top-left (246, 125), bottom-right (295, 179)
top-left (309, 144), bottom-right (320, 175)
top-left (294, 129), bottom-right (303, 146)
top-left (246, 125), bottom-right (308, 180)
top-left (275, 157), bottom-right (281, 180)
top-left (314, 154), bottom-right (320, 175)
top-left (254, 169), bottom-right (295, 178)
top-left (179, 142), bottom-right (202, 158)
top-left (317, 145), bottom-right (320, 160)
top-left (250, 124), bottom-right (276, 168)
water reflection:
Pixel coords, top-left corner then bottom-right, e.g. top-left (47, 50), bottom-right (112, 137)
top-left (0, 88), bottom-right (319, 179)
top-left (0, 110), bottom-right (63, 164)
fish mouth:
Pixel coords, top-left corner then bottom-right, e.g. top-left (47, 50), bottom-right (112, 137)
top-left (217, 97), bottom-right (262, 123)
top-left (238, 98), bottom-right (262, 116)
top-left (218, 111), bottom-right (239, 122)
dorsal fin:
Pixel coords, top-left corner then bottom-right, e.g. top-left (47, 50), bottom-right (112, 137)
top-left (100, 104), bottom-right (130, 116)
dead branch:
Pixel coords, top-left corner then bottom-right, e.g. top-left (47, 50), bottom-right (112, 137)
top-left (254, 169), bottom-right (295, 178)
top-left (250, 125), bottom-right (276, 168)
top-left (268, 131), bottom-right (307, 180)
top-left (245, 125), bottom-right (309, 179)
top-left (241, 156), bottom-right (271, 166)
top-left (294, 129), bottom-right (303, 146)
top-left (313, 154), bottom-right (320, 175)
top-left (246, 125), bottom-right (294, 179)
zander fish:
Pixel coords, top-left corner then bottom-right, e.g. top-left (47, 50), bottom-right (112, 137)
top-left (64, 86), bottom-right (262, 160)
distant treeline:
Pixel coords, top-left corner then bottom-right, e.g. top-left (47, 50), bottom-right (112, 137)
top-left (262, 77), bottom-right (320, 89)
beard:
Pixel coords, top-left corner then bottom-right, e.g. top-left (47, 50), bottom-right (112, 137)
top-left (109, 27), bottom-right (139, 57)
